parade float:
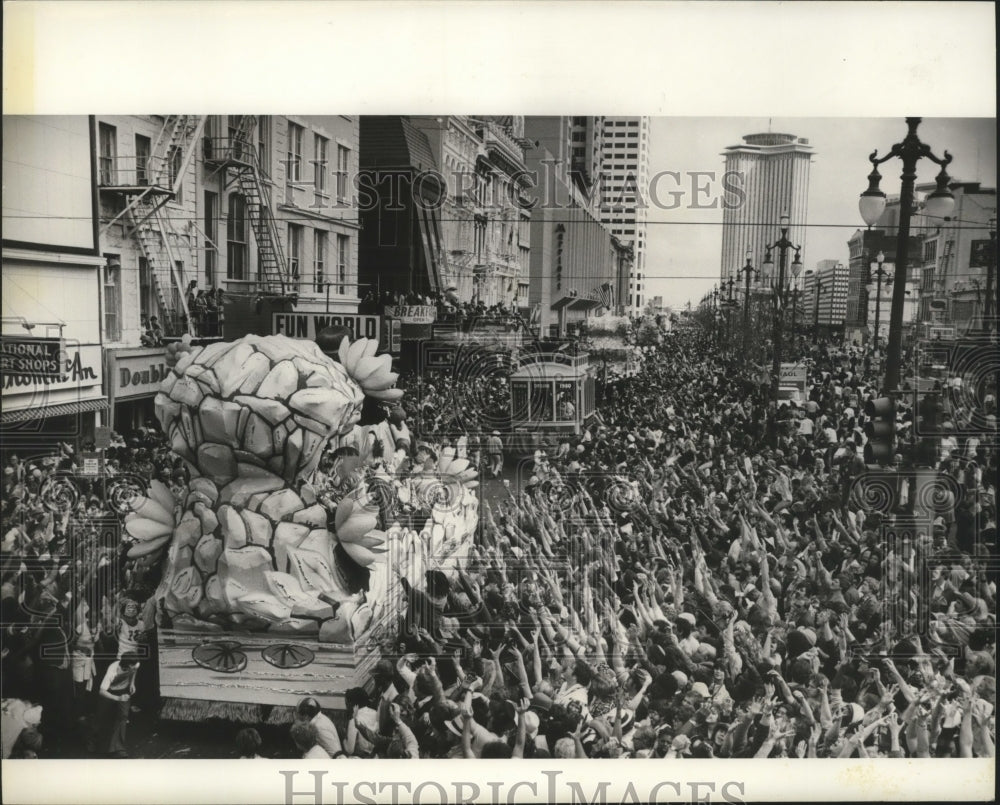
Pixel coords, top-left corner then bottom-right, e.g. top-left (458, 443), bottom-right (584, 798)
top-left (124, 333), bottom-right (479, 720)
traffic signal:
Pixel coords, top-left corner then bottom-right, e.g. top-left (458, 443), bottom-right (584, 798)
top-left (864, 396), bottom-right (896, 465)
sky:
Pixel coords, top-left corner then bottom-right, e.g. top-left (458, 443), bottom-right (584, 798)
top-left (643, 117), bottom-right (997, 310)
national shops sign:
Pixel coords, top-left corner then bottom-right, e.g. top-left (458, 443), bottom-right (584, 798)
top-left (1, 343), bottom-right (101, 393)
top-left (0, 337), bottom-right (65, 379)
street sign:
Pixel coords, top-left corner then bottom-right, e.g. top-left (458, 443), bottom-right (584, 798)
top-left (779, 362), bottom-right (808, 384)
top-left (80, 452), bottom-right (102, 476)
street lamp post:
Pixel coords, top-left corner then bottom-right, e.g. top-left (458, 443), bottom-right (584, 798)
top-left (789, 259), bottom-right (803, 349)
top-left (860, 224), bottom-right (874, 337)
top-left (711, 286), bottom-right (721, 348)
top-left (762, 212), bottom-right (803, 404)
top-left (871, 250), bottom-right (889, 355)
top-left (859, 117), bottom-right (955, 392)
top-left (739, 249), bottom-right (757, 350)
top-left (724, 277), bottom-right (736, 353)
top-left (985, 215), bottom-right (997, 331)
top-left (812, 274), bottom-right (823, 344)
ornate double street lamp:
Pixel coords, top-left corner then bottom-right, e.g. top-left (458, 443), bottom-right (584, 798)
top-left (739, 249), bottom-right (757, 350)
top-left (788, 258), bottom-right (803, 352)
top-left (723, 276), bottom-right (736, 353)
top-left (762, 212), bottom-right (803, 404)
top-left (812, 274), bottom-right (823, 345)
top-left (859, 117), bottom-right (955, 392)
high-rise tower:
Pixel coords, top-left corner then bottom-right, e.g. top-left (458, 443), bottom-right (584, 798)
top-left (720, 132), bottom-right (813, 291)
top-left (598, 117), bottom-right (650, 313)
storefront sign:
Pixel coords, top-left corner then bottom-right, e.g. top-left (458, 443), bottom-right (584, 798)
top-left (272, 312), bottom-right (380, 342)
top-left (113, 350), bottom-right (170, 400)
top-left (779, 362), bottom-right (808, 384)
top-left (80, 452), bottom-right (102, 476)
top-left (383, 305), bottom-right (436, 325)
top-left (0, 343), bottom-right (102, 395)
top-left (0, 337), bottom-right (66, 379)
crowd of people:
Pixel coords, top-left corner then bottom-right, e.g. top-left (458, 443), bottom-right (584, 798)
top-left (278, 326), bottom-right (994, 760)
top-left (1, 428), bottom-right (180, 758)
top-left (358, 288), bottom-right (519, 323)
top-left (183, 282), bottom-right (226, 338)
top-left (2, 320), bottom-right (995, 761)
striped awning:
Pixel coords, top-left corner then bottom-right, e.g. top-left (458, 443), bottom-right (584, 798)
top-left (0, 397), bottom-right (108, 424)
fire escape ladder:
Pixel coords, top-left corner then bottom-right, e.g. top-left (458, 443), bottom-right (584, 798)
top-left (129, 199), bottom-right (186, 336)
top-left (229, 116), bottom-right (288, 296)
top-left (135, 115), bottom-right (208, 335)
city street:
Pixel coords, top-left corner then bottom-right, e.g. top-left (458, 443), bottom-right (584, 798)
top-left (2, 112), bottom-right (995, 774)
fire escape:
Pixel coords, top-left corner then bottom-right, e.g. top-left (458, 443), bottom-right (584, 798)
top-left (203, 116), bottom-right (287, 296)
top-left (99, 116), bottom-right (207, 336)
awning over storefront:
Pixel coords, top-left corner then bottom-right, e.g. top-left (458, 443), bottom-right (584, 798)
top-left (0, 396), bottom-right (108, 424)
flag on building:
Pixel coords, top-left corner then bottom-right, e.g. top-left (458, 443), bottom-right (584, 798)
top-left (596, 282), bottom-right (614, 310)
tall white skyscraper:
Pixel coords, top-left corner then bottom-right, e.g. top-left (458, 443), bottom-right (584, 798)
top-left (598, 117), bottom-right (650, 313)
top-left (719, 132), bottom-right (813, 292)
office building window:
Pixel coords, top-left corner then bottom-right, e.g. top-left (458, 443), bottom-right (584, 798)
top-left (134, 134), bottom-right (151, 185)
top-left (286, 122), bottom-right (303, 202)
top-left (337, 145), bottom-right (350, 202)
top-left (103, 258), bottom-right (122, 342)
top-left (227, 194), bottom-right (247, 281)
top-left (314, 230), bottom-right (327, 293)
top-left (288, 224), bottom-right (302, 286)
top-left (168, 145), bottom-right (184, 202)
top-left (204, 191), bottom-right (218, 287)
top-left (226, 116), bottom-right (246, 161)
top-left (337, 234), bottom-right (348, 295)
top-left (138, 257), bottom-right (152, 323)
top-left (98, 123), bottom-right (117, 184)
top-left (257, 116), bottom-right (271, 175)
top-left (313, 134), bottom-right (328, 205)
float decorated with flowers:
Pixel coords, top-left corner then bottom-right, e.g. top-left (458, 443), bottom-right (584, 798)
top-left (123, 333), bottom-right (478, 720)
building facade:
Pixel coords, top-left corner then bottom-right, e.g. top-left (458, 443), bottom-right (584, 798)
top-left (719, 133), bottom-right (813, 290)
top-left (908, 182), bottom-right (996, 332)
top-left (2, 116), bottom-right (107, 447)
top-left (522, 130), bottom-right (620, 337)
top-left (357, 116), bottom-right (446, 305)
top-left (90, 115), bottom-right (363, 426)
top-left (598, 117), bottom-right (650, 314)
top-left (846, 228), bottom-right (888, 326)
top-left (864, 262), bottom-right (920, 343)
top-left (408, 116), bottom-right (531, 311)
top-left (802, 259), bottom-right (849, 328)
